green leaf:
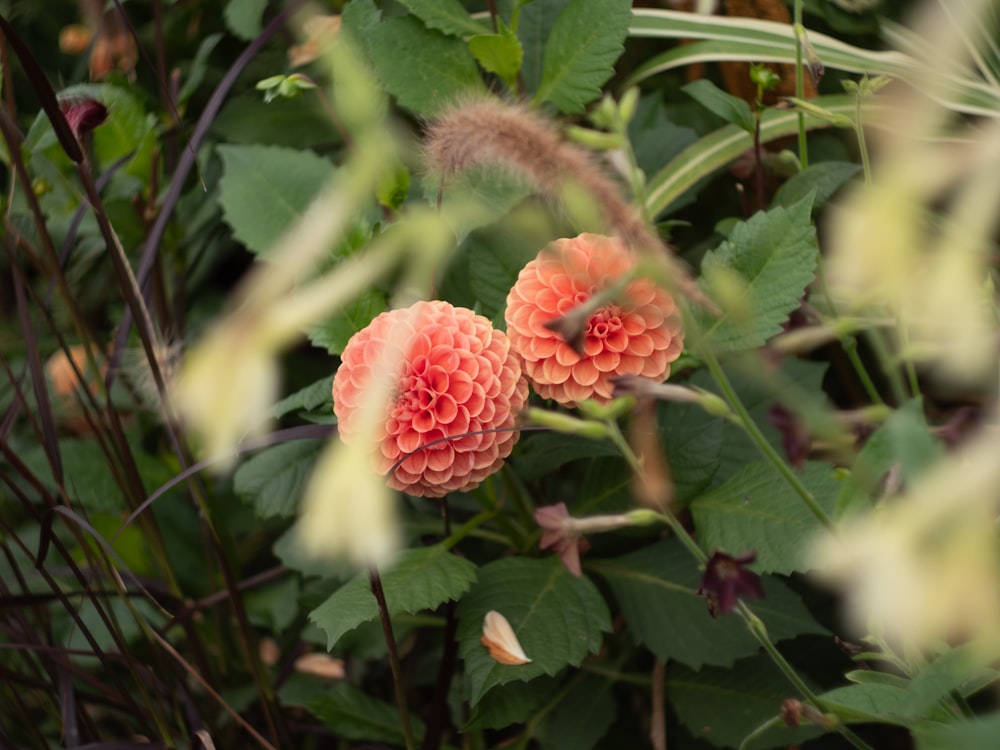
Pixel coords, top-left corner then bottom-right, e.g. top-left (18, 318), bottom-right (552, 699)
top-left (224, 0), bottom-right (268, 41)
top-left (692, 358), bottom-right (828, 488)
top-left (268, 375), bottom-right (334, 420)
top-left (903, 645), bottom-right (1000, 718)
top-left (369, 15), bottom-right (487, 117)
top-left (683, 79), bottom-right (755, 133)
top-left (398, 0), bottom-right (489, 37)
top-left (18, 433), bottom-right (172, 514)
top-left (466, 676), bottom-right (560, 729)
top-left (667, 652), bottom-right (821, 749)
top-left (513, 431), bottom-right (619, 482)
top-left (772, 161), bottom-right (861, 210)
top-left (456, 556), bottom-right (611, 705)
top-left (818, 682), bottom-right (911, 726)
top-left (217, 144), bottom-right (333, 256)
top-left (341, 0), bottom-right (382, 59)
top-left (516, 0), bottom-right (572, 94)
top-left (914, 713), bottom-right (1000, 750)
top-left (835, 398), bottom-right (941, 517)
top-left (592, 539), bottom-right (826, 669)
top-left (310, 545), bottom-right (478, 649)
top-left (211, 94), bottom-right (337, 148)
top-left (303, 682), bottom-right (426, 745)
top-left (469, 20), bottom-right (524, 90)
top-left (627, 9), bottom-right (1000, 118)
top-left (307, 289), bottom-right (387, 356)
top-left (696, 194), bottom-right (819, 354)
top-left (657, 399), bottom-right (723, 506)
top-left (536, 675), bottom-right (616, 750)
top-left (533, 0), bottom-right (631, 113)
top-left (245, 576), bottom-right (300, 633)
top-left (642, 94), bottom-right (874, 217)
top-left (234, 439), bottom-right (323, 519)
top-left (690, 461), bottom-right (840, 574)
top-left (465, 229), bottom-right (546, 322)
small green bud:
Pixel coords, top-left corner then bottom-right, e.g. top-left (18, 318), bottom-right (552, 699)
top-left (566, 125), bottom-right (624, 151)
top-left (618, 87), bottom-right (641, 124)
top-left (694, 389), bottom-right (733, 419)
top-left (524, 407), bottom-right (610, 439)
top-left (576, 395), bottom-right (636, 421)
top-left (589, 94), bottom-right (618, 130)
top-left (626, 508), bottom-right (662, 526)
top-left (750, 64), bottom-right (781, 92)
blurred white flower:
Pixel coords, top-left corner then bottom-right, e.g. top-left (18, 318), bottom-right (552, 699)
top-left (812, 424), bottom-right (1000, 659)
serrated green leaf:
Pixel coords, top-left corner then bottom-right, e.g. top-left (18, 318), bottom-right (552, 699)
top-left (683, 79), bottom-right (755, 133)
top-left (466, 232), bottom-right (551, 323)
top-left (307, 289), bottom-right (387, 355)
top-left (657, 399), bottom-right (723, 506)
top-left (516, 0), bottom-right (572, 93)
top-left (690, 461), bottom-right (840, 574)
top-left (533, 0), bottom-right (631, 113)
top-left (268, 375), bottom-right (334, 420)
top-left (217, 144), bottom-right (333, 256)
top-left (692, 358), bottom-right (828, 488)
top-left (234, 439), bottom-right (323, 519)
top-left (772, 161), bottom-right (861, 210)
top-left (369, 15), bottom-right (487, 117)
top-left (224, 0), bottom-right (267, 41)
top-left (469, 22), bottom-right (523, 89)
top-left (310, 545), bottom-right (478, 649)
top-left (536, 675), bottom-right (616, 750)
top-left (593, 539), bottom-right (826, 669)
top-left (836, 398), bottom-right (941, 518)
top-left (668, 652), bottom-right (822, 749)
top-left (398, 0), bottom-right (489, 37)
top-left (303, 682), bottom-right (426, 744)
top-left (696, 195), bottom-right (818, 354)
top-left (457, 556), bottom-right (611, 705)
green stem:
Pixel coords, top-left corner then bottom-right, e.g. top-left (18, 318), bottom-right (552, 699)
top-left (854, 94), bottom-right (872, 187)
top-left (793, 0), bottom-right (809, 170)
top-left (739, 604), bottom-right (876, 750)
top-left (441, 509), bottom-right (496, 550)
top-left (865, 327), bottom-right (910, 405)
top-left (812, 263), bottom-right (884, 405)
top-left (700, 346), bottom-right (835, 531)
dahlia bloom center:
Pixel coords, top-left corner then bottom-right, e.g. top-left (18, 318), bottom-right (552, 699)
top-left (505, 233), bottom-right (684, 406)
top-left (333, 300), bottom-right (528, 498)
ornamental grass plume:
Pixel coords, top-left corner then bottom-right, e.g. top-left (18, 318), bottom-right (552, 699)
top-left (332, 299), bottom-right (528, 497)
top-left (505, 233), bottom-right (684, 406)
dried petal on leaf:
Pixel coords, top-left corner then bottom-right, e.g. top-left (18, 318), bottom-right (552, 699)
top-left (480, 610), bottom-right (532, 665)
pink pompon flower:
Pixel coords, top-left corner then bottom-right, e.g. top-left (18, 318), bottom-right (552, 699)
top-left (505, 233), bottom-right (684, 406)
top-left (332, 300), bottom-right (528, 498)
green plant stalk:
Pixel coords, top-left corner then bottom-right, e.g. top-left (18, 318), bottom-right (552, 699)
top-left (369, 566), bottom-right (417, 750)
top-left (794, 0), bottom-right (809, 169)
top-left (699, 344), bottom-right (836, 531)
top-left (813, 262), bottom-right (885, 405)
top-left (441, 509), bottom-right (497, 550)
top-left (853, 93), bottom-right (873, 187)
top-left (739, 604), bottom-right (876, 750)
top-left (608, 431), bottom-right (870, 749)
top-left (864, 327), bottom-right (910, 405)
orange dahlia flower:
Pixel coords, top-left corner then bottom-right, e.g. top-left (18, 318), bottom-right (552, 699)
top-left (332, 300), bottom-right (528, 497)
top-left (505, 233), bottom-right (684, 405)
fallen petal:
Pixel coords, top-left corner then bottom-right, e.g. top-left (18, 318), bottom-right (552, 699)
top-left (480, 610), bottom-right (532, 665)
